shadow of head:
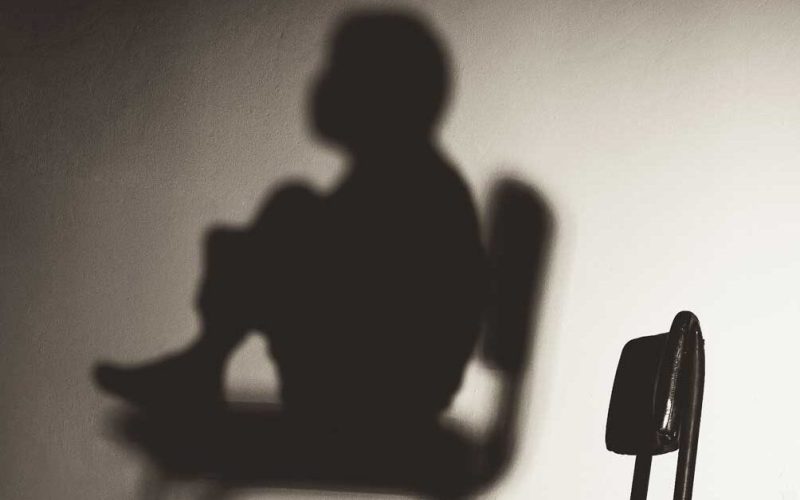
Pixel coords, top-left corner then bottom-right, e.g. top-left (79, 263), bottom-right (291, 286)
top-left (311, 10), bottom-right (450, 153)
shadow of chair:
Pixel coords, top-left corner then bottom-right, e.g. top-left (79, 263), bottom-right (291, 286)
top-left (106, 177), bottom-right (553, 499)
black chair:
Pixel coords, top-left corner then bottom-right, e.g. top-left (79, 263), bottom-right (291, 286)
top-left (606, 311), bottom-right (706, 500)
top-left (106, 179), bottom-right (552, 499)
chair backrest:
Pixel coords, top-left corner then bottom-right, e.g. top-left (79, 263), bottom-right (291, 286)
top-left (606, 311), bottom-right (706, 500)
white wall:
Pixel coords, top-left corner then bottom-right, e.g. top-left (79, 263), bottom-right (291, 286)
top-left (2, 0), bottom-right (800, 498)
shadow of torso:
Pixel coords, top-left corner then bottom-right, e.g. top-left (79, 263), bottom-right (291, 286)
top-left (253, 152), bottom-right (486, 422)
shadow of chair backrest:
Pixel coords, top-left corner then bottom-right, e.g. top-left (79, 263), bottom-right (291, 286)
top-left (108, 176), bottom-right (553, 500)
top-left (480, 177), bottom-right (553, 481)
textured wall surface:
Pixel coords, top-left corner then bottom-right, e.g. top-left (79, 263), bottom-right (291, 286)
top-left (3, 0), bottom-right (800, 498)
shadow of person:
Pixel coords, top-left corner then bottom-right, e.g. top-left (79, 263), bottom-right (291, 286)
top-left (93, 9), bottom-right (554, 499)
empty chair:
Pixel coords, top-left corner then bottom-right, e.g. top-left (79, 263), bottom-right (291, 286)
top-left (606, 311), bottom-right (706, 500)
